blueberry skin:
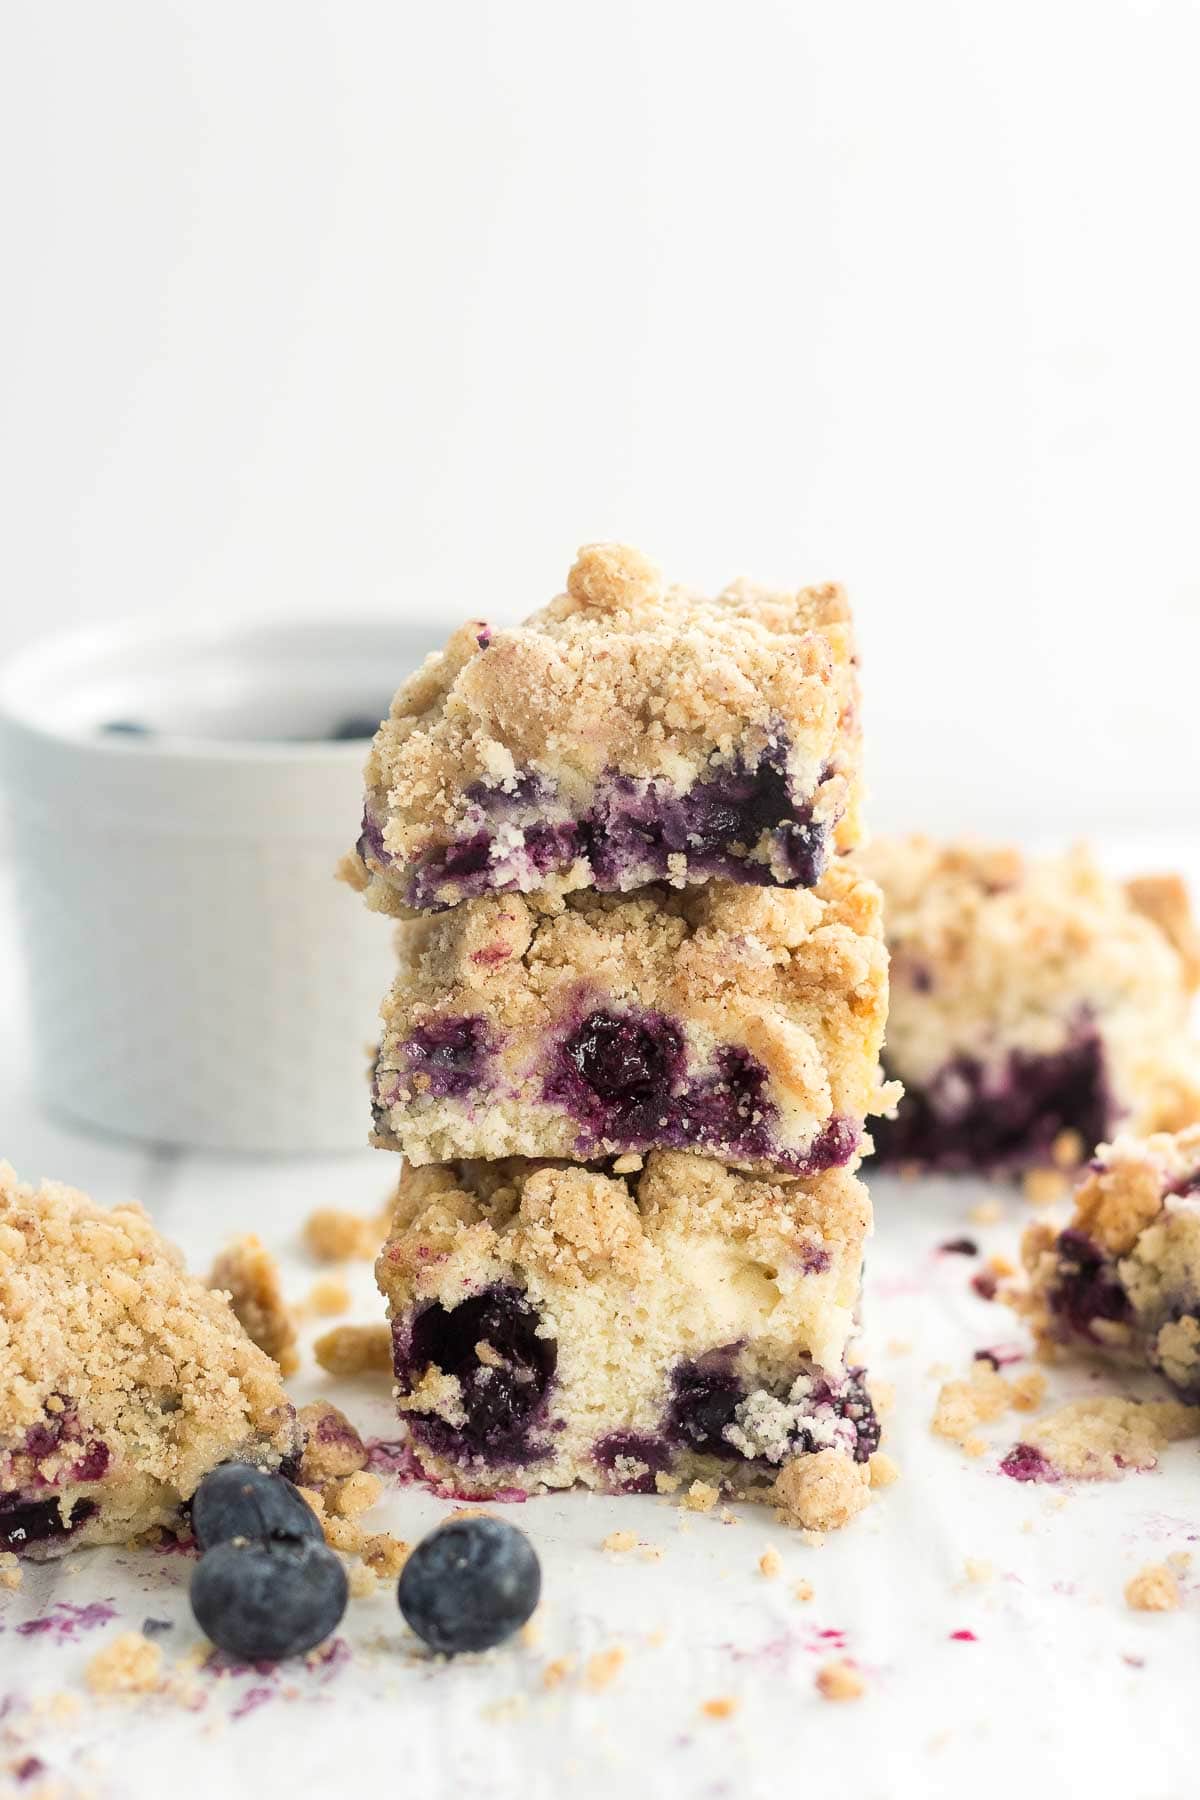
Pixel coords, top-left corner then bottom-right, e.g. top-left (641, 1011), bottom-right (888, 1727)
top-left (398, 1516), bottom-right (541, 1655)
top-left (190, 1536), bottom-right (348, 1661)
top-left (190, 1463), bottom-right (322, 1552)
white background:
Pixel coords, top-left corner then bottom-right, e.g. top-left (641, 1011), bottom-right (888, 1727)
top-left (2, 0), bottom-right (1199, 837)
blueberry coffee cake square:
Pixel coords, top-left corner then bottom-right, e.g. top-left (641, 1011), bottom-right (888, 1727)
top-left (374, 1151), bottom-right (880, 1528)
top-left (860, 838), bottom-right (1200, 1174)
top-left (371, 862), bottom-right (899, 1174)
top-left (346, 543), bottom-right (863, 915)
top-left (0, 1164), bottom-right (300, 1556)
top-left (1021, 1125), bottom-right (1200, 1398)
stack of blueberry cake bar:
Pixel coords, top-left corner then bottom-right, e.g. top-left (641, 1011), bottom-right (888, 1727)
top-left (345, 543), bottom-right (898, 1527)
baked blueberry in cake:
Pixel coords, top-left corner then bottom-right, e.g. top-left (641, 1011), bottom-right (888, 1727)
top-left (0, 1164), bottom-right (300, 1557)
top-left (375, 1151), bottom-right (879, 1525)
top-left (344, 544), bottom-right (863, 915)
top-left (1021, 1124), bottom-right (1200, 1398)
top-left (372, 864), bottom-right (898, 1173)
top-left (859, 838), bottom-right (1200, 1174)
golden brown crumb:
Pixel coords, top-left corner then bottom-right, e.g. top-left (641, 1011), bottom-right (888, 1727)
top-left (969, 1199), bottom-right (1004, 1225)
top-left (1052, 1128), bottom-right (1086, 1168)
top-left (584, 1646), bottom-right (626, 1691)
top-left (85, 1632), bottom-right (163, 1696)
top-left (303, 1207), bottom-right (383, 1263)
top-left (1010, 1370), bottom-right (1047, 1412)
top-left (347, 1560), bottom-right (379, 1600)
top-left (313, 1322), bottom-right (393, 1378)
top-left (1124, 1563), bottom-right (1181, 1612)
top-left (208, 1235), bottom-right (299, 1376)
top-left (653, 1470), bottom-right (681, 1494)
top-left (542, 1656), bottom-right (575, 1690)
top-left (988, 1253), bottom-right (1017, 1280)
top-left (306, 1276), bottom-right (352, 1317)
top-left (327, 1470), bottom-right (383, 1518)
top-left (519, 1614), bottom-right (543, 1649)
top-left (602, 1530), bottom-right (638, 1553)
top-left (683, 1480), bottom-right (720, 1514)
top-left (794, 1580), bottom-right (814, 1602)
top-left (1167, 1550), bottom-right (1193, 1574)
top-left (815, 1659), bottom-right (865, 1702)
top-left (323, 1515), bottom-right (367, 1555)
top-left (868, 1451), bottom-right (900, 1489)
top-left (964, 1558), bottom-right (994, 1584)
top-left (700, 1695), bottom-right (740, 1720)
top-left (0, 1551), bottom-right (21, 1590)
top-left (566, 542), bottom-right (663, 613)
top-left (1029, 1397), bottom-right (1200, 1479)
top-left (759, 1547), bottom-right (782, 1579)
top-left (932, 1362), bottom-right (1041, 1447)
top-left (868, 1378), bottom-right (896, 1418)
top-left (1023, 1168), bottom-right (1069, 1206)
top-left (771, 1449), bottom-right (871, 1532)
top-left (361, 1532), bottom-right (410, 1579)
top-left (297, 1399), bottom-right (368, 1482)
top-left (296, 1484), bottom-right (326, 1520)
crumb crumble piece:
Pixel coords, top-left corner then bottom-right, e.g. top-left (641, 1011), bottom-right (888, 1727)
top-left (771, 1449), bottom-right (870, 1532)
top-left (361, 1533), bottom-right (410, 1579)
top-left (931, 1362), bottom-right (1046, 1450)
top-left (601, 1530), bottom-right (638, 1554)
top-left (297, 1400), bottom-right (369, 1482)
top-left (701, 1695), bottom-right (740, 1719)
top-left (1125, 1563), bottom-right (1180, 1612)
top-left (313, 1322), bottom-right (393, 1377)
top-left (1023, 1168), bottom-right (1068, 1206)
top-left (683, 1480), bottom-right (720, 1514)
top-left (1025, 1397), bottom-right (1200, 1481)
top-left (584, 1646), bottom-right (626, 1691)
top-left (208, 1234), bottom-right (299, 1376)
top-left (327, 1470), bottom-right (383, 1518)
top-left (0, 1551), bottom-right (21, 1590)
top-left (303, 1207), bottom-right (385, 1263)
top-left (815, 1659), bottom-right (864, 1702)
top-left (794, 1580), bottom-right (814, 1602)
top-left (542, 1655), bottom-right (575, 1690)
top-left (759, 1547), bottom-right (782, 1579)
top-left (868, 1451), bottom-right (899, 1489)
top-left (85, 1632), bottom-right (163, 1696)
top-left (306, 1276), bottom-right (352, 1317)
top-left (964, 1558), bottom-right (994, 1585)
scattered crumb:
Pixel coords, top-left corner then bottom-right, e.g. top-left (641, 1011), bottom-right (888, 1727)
top-left (815, 1659), bottom-right (865, 1702)
top-left (584, 1646), bottom-right (626, 1691)
top-left (700, 1696), bottom-right (740, 1720)
top-left (208, 1235), bottom-right (299, 1376)
top-left (868, 1378), bottom-right (895, 1417)
top-left (684, 1480), bottom-right (720, 1514)
top-left (519, 1614), bottom-right (544, 1649)
top-left (482, 1694), bottom-right (528, 1723)
top-left (0, 1551), bottom-right (21, 1591)
top-left (964, 1558), bottom-right (994, 1585)
top-left (1167, 1551), bottom-right (1192, 1574)
top-left (1010, 1370), bottom-right (1047, 1412)
top-left (932, 1361), bottom-right (1044, 1449)
top-left (800, 1530), bottom-right (826, 1548)
top-left (322, 1516), bottom-right (367, 1555)
top-left (654, 1470), bottom-right (681, 1495)
top-left (313, 1322), bottom-right (393, 1378)
top-left (987, 1253), bottom-right (1016, 1280)
top-left (638, 1545), bottom-right (665, 1563)
top-left (306, 1275), bottom-right (352, 1317)
top-left (361, 1533), bottom-right (410, 1580)
top-left (328, 1470), bottom-right (383, 1518)
top-left (542, 1656), bottom-right (575, 1690)
top-left (868, 1451), bottom-right (899, 1489)
top-left (1052, 1128), bottom-right (1085, 1168)
top-left (602, 1530), bottom-right (638, 1554)
top-left (347, 1560), bottom-right (379, 1600)
top-left (793, 1580), bottom-right (814, 1603)
top-left (303, 1207), bottom-right (384, 1263)
top-left (1023, 1168), bottom-right (1068, 1206)
top-left (1027, 1397), bottom-right (1200, 1480)
top-left (718, 1506), bottom-right (739, 1527)
top-left (297, 1399), bottom-right (368, 1482)
top-left (297, 1484), bottom-right (326, 1521)
top-left (85, 1632), bottom-right (163, 1696)
top-left (610, 1153), bottom-right (643, 1175)
top-left (1125, 1563), bottom-right (1181, 1612)
top-left (771, 1449), bottom-right (871, 1532)
top-left (759, 1547), bottom-right (782, 1579)
top-left (968, 1199), bottom-right (1004, 1225)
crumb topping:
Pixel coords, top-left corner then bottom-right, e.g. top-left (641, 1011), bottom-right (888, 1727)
top-left (313, 1323), bottom-right (393, 1378)
top-left (208, 1235), bottom-right (299, 1376)
top-left (1124, 1562), bottom-right (1181, 1612)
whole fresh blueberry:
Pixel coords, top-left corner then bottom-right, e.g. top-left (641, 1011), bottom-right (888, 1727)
top-left (190, 1536), bottom-right (348, 1661)
top-left (397, 1516), bottom-right (541, 1655)
top-left (190, 1463), bottom-right (322, 1552)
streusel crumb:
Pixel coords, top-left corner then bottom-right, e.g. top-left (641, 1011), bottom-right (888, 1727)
top-left (347, 1561), bottom-right (379, 1600)
top-left (306, 1276), bottom-right (352, 1317)
top-left (85, 1632), bottom-right (163, 1696)
top-left (0, 1551), bottom-right (21, 1589)
top-left (771, 1449), bottom-right (870, 1532)
top-left (1124, 1562), bottom-right (1181, 1612)
top-left (794, 1580), bottom-right (814, 1602)
top-left (327, 1470), bottom-right (383, 1518)
top-left (585, 1646), bottom-right (626, 1691)
top-left (322, 1515), bottom-right (366, 1554)
top-left (304, 1208), bottom-right (384, 1263)
top-left (361, 1532), bottom-right (411, 1579)
top-left (701, 1696), bottom-right (740, 1720)
top-left (1023, 1168), bottom-right (1068, 1206)
top-left (684, 1481), bottom-right (720, 1514)
top-left (208, 1235), bottom-right (299, 1376)
top-left (759, 1547), bottom-right (782, 1578)
top-left (1026, 1397), bottom-right (1200, 1480)
top-left (815, 1659), bottom-right (864, 1702)
top-left (313, 1323), bottom-right (393, 1378)
top-left (868, 1451), bottom-right (900, 1488)
top-left (602, 1531), bottom-right (638, 1553)
top-left (297, 1400), bottom-right (368, 1483)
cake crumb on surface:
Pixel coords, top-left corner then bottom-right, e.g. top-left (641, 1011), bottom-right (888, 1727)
top-left (771, 1449), bottom-right (870, 1532)
top-left (868, 1451), bottom-right (899, 1488)
top-left (1027, 1397), bottom-right (1200, 1480)
top-left (932, 1361), bottom-right (1044, 1448)
top-left (297, 1399), bottom-right (369, 1482)
top-left (303, 1207), bottom-right (384, 1263)
top-left (964, 1558), bottom-right (994, 1585)
top-left (683, 1480), bottom-right (720, 1514)
top-left (322, 1515), bottom-right (367, 1554)
top-left (85, 1632), bottom-right (163, 1696)
top-left (313, 1322), bottom-right (393, 1378)
top-left (1023, 1168), bottom-right (1068, 1206)
top-left (759, 1547), bottom-right (782, 1579)
top-left (794, 1580), bottom-right (814, 1602)
top-left (542, 1656), bottom-right (575, 1690)
top-left (306, 1275), bottom-right (352, 1317)
top-left (968, 1199), bottom-right (1004, 1225)
top-left (0, 1551), bottom-right (21, 1590)
top-left (328, 1470), bottom-right (383, 1518)
top-left (208, 1234), bottom-right (299, 1376)
top-left (815, 1659), bottom-right (864, 1702)
top-left (653, 1470), bottom-right (681, 1494)
top-left (701, 1695), bottom-right (740, 1719)
top-left (602, 1530), bottom-right (638, 1554)
top-left (347, 1560), bottom-right (379, 1599)
top-left (361, 1533), bottom-right (410, 1579)
top-left (584, 1646), bottom-right (626, 1691)
top-left (1125, 1563), bottom-right (1181, 1612)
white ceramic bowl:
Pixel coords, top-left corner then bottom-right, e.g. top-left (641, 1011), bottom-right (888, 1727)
top-left (0, 616), bottom-right (440, 1152)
